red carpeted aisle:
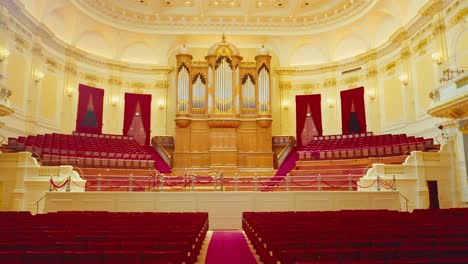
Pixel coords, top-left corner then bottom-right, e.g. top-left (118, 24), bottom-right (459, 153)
top-left (205, 231), bottom-right (258, 264)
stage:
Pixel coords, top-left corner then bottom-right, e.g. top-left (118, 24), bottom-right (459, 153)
top-left (44, 191), bottom-right (401, 229)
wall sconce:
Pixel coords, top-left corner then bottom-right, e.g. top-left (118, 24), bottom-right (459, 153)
top-left (67, 87), bottom-right (77, 97)
top-left (111, 97), bottom-right (119, 106)
top-left (33, 70), bottom-right (45, 82)
top-left (157, 100), bottom-right (165, 110)
top-left (326, 98), bottom-right (335, 108)
top-left (367, 90), bottom-right (376, 99)
top-left (282, 100), bottom-right (290, 110)
top-left (0, 48), bottom-right (10, 62)
top-left (431, 52), bottom-right (442, 65)
top-left (399, 73), bottom-right (408, 86)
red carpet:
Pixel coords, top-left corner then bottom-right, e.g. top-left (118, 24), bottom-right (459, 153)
top-left (205, 231), bottom-right (258, 264)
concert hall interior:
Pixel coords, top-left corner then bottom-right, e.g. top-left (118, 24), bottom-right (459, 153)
top-left (0, 0), bottom-right (467, 263)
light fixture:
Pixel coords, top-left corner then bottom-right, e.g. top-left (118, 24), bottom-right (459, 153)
top-left (111, 97), bottom-right (119, 106)
top-left (67, 87), bottom-right (77, 97)
top-left (33, 70), bottom-right (44, 82)
top-left (367, 90), bottom-right (376, 99)
top-left (399, 73), bottom-right (408, 85)
top-left (158, 100), bottom-right (165, 110)
top-left (326, 98), bottom-right (335, 108)
top-left (0, 48), bottom-right (10, 62)
top-left (282, 100), bottom-right (290, 110)
top-left (431, 52), bottom-right (442, 65)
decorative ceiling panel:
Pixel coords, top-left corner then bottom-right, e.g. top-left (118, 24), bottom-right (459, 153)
top-left (72, 0), bottom-right (377, 34)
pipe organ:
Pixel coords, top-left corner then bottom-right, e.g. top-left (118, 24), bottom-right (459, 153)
top-left (174, 38), bottom-right (273, 171)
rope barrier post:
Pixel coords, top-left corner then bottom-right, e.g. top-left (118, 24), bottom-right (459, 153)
top-left (286, 173), bottom-right (290, 192)
top-left (318, 174), bottom-right (322, 191)
top-left (392, 175), bottom-right (397, 191)
top-left (348, 174), bottom-right (353, 191)
top-left (66, 176), bottom-right (71, 192)
top-left (49, 176), bottom-right (53, 192)
top-left (97, 174), bottom-right (102, 192)
top-left (214, 172), bottom-right (218, 191)
top-left (234, 173), bottom-right (238, 191)
top-left (220, 169), bottom-right (224, 192)
top-left (376, 175), bottom-right (381, 191)
top-left (129, 174), bottom-right (134, 192)
top-left (254, 173), bottom-right (258, 192)
top-left (191, 174), bottom-right (195, 191)
top-left (159, 174), bottom-right (165, 192)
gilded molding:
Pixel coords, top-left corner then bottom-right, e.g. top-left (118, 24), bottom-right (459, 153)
top-left (366, 67), bottom-right (378, 79)
top-left (155, 80), bottom-right (169, 89)
top-left (279, 81), bottom-right (292, 90)
top-left (108, 77), bottom-right (122, 86)
top-left (323, 78), bottom-right (337, 88)
top-left (449, 8), bottom-right (468, 25)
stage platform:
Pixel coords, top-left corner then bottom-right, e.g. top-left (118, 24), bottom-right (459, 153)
top-left (44, 191), bottom-right (400, 229)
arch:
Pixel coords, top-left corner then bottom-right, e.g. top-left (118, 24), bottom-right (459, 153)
top-left (120, 42), bottom-right (157, 64)
top-left (454, 30), bottom-right (468, 69)
top-left (333, 35), bottom-right (369, 61)
top-left (374, 14), bottom-right (400, 47)
top-left (75, 31), bottom-right (112, 58)
top-left (289, 44), bottom-right (328, 66)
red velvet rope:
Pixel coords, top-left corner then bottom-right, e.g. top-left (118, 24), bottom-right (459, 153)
top-left (49, 179), bottom-right (69, 189)
top-left (352, 179), bottom-right (378, 189)
top-left (290, 178), bottom-right (317, 186)
top-left (257, 178), bottom-right (285, 187)
top-left (322, 180), bottom-right (348, 189)
top-left (379, 178), bottom-right (396, 189)
top-left (195, 176), bottom-right (214, 184)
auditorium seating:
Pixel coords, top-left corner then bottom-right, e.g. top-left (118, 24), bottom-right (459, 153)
top-left (0, 211), bottom-right (209, 264)
top-left (6, 132), bottom-right (156, 169)
top-left (298, 133), bottom-right (436, 160)
top-left (242, 209), bottom-right (468, 264)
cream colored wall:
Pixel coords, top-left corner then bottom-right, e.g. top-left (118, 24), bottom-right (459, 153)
top-left (0, 0), bottom-right (465, 142)
top-left (44, 191), bottom-right (400, 229)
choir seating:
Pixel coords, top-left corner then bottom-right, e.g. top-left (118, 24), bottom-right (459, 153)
top-left (298, 133), bottom-right (436, 161)
top-left (0, 211), bottom-right (209, 264)
top-left (242, 209), bottom-right (468, 264)
top-left (286, 155), bottom-right (408, 191)
top-left (6, 132), bottom-right (157, 169)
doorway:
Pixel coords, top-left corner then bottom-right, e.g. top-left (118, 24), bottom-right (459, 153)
top-left (427, 180), bottom-right (440, 209)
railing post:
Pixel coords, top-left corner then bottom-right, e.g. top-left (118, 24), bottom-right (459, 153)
top-left (286, 173), bottom-right (290, 192)
top-left (254, 173), bottom-right (258, 192)
top-left (191, 174), bottom-right (195, 191)
top-left (348, 175), bottom-right (353, 191)
top-left (376, 175), bottom-right (381, 191)
top-left (214, 172), bottom-right (218, 191)
top-left (66, 176), bottom-right (71, 192)
top-left (234, 173), bottom-right (238, 191)
top-left (97, 174), bottom-right (102, 191)
top-left (220, 169), bottom-right (224, 192)
top-left (318, 174), bottom-right (322, 191)
top-left (159, 174), bottom-right (165, 192)
top-left (129, 174), bottom-right (134, 192)
top-left (49, 176), bottom-right (53, 192)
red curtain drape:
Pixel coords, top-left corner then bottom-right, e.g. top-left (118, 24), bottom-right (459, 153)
top-left (123, 93), bottom-right (152, 146)
top-left (75, 84), bottom-right (104, 134)
top-left (340, 86), bottom-right (367, 134)
top-left (296, 94), bottom-right (322, 147)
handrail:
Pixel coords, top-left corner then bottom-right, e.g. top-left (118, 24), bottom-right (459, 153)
top-left (399, 193), bottom-right (410, 212)
top-left (151, 137), bottom-right (172, 168)
top-left (275, 136), bottom-right (296, 168)
top-left (34, 194), bottom-right (47, 214)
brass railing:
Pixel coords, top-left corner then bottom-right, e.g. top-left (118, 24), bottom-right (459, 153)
top-left (274, 136), bottom-right (296, 169)
top-left (151, 137), bottom-right (172, 168)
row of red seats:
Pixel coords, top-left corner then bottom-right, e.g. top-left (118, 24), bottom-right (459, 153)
top-left (6, 133), bottom-right (157, 169)
top-left (0, 211), bottom-right (209, 264)
top-left (242, 209), bottom-right (468, 264)
top-left (299, 133), bottom-right (435, 160)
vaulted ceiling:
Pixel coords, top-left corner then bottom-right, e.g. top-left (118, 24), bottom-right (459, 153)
top-left (16, 0), bottom-right (430, 65)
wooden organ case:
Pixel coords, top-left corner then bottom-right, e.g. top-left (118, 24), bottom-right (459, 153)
top-left (173, 39), bottom-right (273, 171)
